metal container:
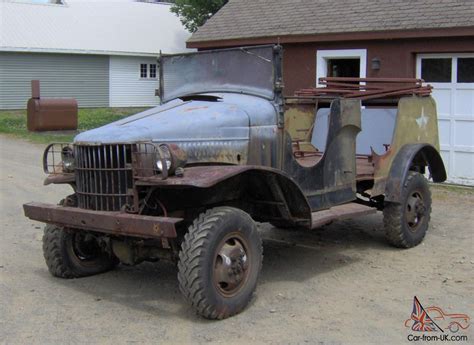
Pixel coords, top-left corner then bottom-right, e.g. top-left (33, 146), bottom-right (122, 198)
top-left (27, 80), bottom-right (78, 131)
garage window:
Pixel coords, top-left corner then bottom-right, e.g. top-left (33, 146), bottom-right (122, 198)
top-left (457, 58), bottom-right (474, 83)
top-left (421, 58), bottom-right (452, 82)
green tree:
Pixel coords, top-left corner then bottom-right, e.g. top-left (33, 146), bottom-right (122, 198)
top-left (171, 0), bottom-right (228, 33)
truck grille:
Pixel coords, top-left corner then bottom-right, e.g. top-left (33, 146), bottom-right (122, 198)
top-left (75, 144), bottom-right (133, 211)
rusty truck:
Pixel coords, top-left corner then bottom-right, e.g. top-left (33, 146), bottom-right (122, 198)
top-left (23, 45), bottom-right (446, 319)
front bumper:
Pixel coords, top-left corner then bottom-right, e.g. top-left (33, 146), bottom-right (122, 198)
top-left (23, 202), bottom-right (182, 239)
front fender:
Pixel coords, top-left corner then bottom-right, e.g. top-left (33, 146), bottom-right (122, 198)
top-left (385, 143), bottom-right (446, 202)
top-left (135, 165), bottom-right (312, 226)
top-left (135, 165), bottom-right (263, 188)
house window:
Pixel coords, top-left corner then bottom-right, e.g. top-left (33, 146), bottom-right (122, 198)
top-left (140, 63), bottom-right (157, 79)
top-left (149, 64), bottom-right (157, 79)
top-left (140, 64), bottom-right (148, 78)
top-left (316, 49), bottom-right (367, 86)
top-left (326, 59), bottom-right (360, 78)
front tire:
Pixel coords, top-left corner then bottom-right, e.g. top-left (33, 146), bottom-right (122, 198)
top-left (42, 224), bottom-right (117, 278)
top-left (178, 207), bottom-right (263, 319)
top-left (383, 171), bottom-right (432, 248)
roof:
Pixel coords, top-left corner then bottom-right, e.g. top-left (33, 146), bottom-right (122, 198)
top-left (188, 0), bottom-right (474, 47)
top-left (0, 0), bottom-right (192, 56)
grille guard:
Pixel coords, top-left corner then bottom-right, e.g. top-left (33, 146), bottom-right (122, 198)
top-left (42, 142), bottom-right (187, 212)
top-left (43, 142), bottom-right (73, 174)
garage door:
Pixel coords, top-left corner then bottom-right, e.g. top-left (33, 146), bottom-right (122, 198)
top-left (416, 54), bottom-right (474, 185)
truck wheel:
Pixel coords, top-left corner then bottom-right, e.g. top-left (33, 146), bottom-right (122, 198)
top-left (178, 207), bottom-right (263, 319)
top-left (42, 224), bottom-right (117, 278)
top-left (383, 171), bottom-right (432, 248)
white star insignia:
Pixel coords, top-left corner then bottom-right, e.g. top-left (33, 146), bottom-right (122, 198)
top-left (416, 107), bottom-right (429, 130)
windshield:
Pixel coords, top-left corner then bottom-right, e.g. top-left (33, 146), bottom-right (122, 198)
top-left (161, 45), bottom-right (278, 102)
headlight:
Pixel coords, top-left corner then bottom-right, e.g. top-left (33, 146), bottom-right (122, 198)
top-left (156, 158), bottom-right (171, 172)
top-left (61, 146), bottom-right (75, 173)
top-left (155, 143), bottom-right (187, 179)
top-left (43, 143), bottom-right (75, 174)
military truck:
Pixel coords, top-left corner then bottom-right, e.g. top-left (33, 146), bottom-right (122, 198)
top-left (24, 45), bottom-right (446, 319)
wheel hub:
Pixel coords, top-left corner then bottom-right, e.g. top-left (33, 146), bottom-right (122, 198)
top-left (406, 191), bottom-right (425, 231)
top-left (214, 235), bottom-right (250, 296)
top-left (72, 233), bottom-right (101, 260)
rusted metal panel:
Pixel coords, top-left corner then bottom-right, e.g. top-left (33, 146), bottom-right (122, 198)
top-left (383, 143), bottom-right (446, 202)
top-left (311, 202), bottom-right (377, 229)
top-left (247, 125), bottom-right (281, 168)
top-left (284, 102), bottom-right (318, 155)
top-left (27, 80), bottom-right (78, 132)
top-left (371, 96), bottom-right (440, 196)
top-left (23, 202), bottom-right (181, 238)
top-left (283, 98), bottom-right (362, 211)
top-left (135, 165), bottom-right (286, 188)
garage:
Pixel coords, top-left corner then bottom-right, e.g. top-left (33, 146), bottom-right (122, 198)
top-left (416, 54), bottom-right (474, 185)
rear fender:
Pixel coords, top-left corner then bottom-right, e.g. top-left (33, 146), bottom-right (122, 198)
top-left (385, 143), bottom-right (446, 202)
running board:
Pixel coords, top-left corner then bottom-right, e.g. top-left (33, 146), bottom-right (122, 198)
top-left (311, 203), bottom-right (377, 229)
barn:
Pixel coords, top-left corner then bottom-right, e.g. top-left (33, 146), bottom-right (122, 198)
top-left (0, 0), bottom-right (190, 109)
top-left (186, 0), bottom-right (474, 185)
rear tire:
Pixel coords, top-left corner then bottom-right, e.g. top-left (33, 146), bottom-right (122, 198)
top-left (42, 224), bottom-right (118, 278)
top-left (383, 171), bottom-right (432, 248)
top-left (178, 207), bottom-right (263, 319)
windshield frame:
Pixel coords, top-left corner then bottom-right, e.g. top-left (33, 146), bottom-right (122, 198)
top-left (158, 45), bottom-right (283, 103)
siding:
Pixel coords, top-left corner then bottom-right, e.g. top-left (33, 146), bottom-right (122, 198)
top-left (281, 36), bottom-right (474, 96)
top-left (109, 56), bottom-right (160, 107)
top-left (0, 52), bottom-right (109, 109)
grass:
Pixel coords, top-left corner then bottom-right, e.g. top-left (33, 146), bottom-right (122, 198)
top-left (431, 182), bottom-right (474, 200)
top-left (0, 107), bottom-right (149, 144)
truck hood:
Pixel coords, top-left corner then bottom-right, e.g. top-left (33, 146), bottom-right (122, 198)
top-left (75, 98), bottom-right (251, 144)
top-left (74, 93), bottom-right (276, 164)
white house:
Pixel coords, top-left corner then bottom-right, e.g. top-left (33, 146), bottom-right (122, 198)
top-left (0, 0), bottom-right (191, 109)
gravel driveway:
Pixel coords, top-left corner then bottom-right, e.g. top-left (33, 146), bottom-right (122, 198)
top-left (1, 135), bottom-right (473, 344)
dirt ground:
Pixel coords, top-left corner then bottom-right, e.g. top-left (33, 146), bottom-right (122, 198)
top-left (0, 135), bottom-right (473, 345)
